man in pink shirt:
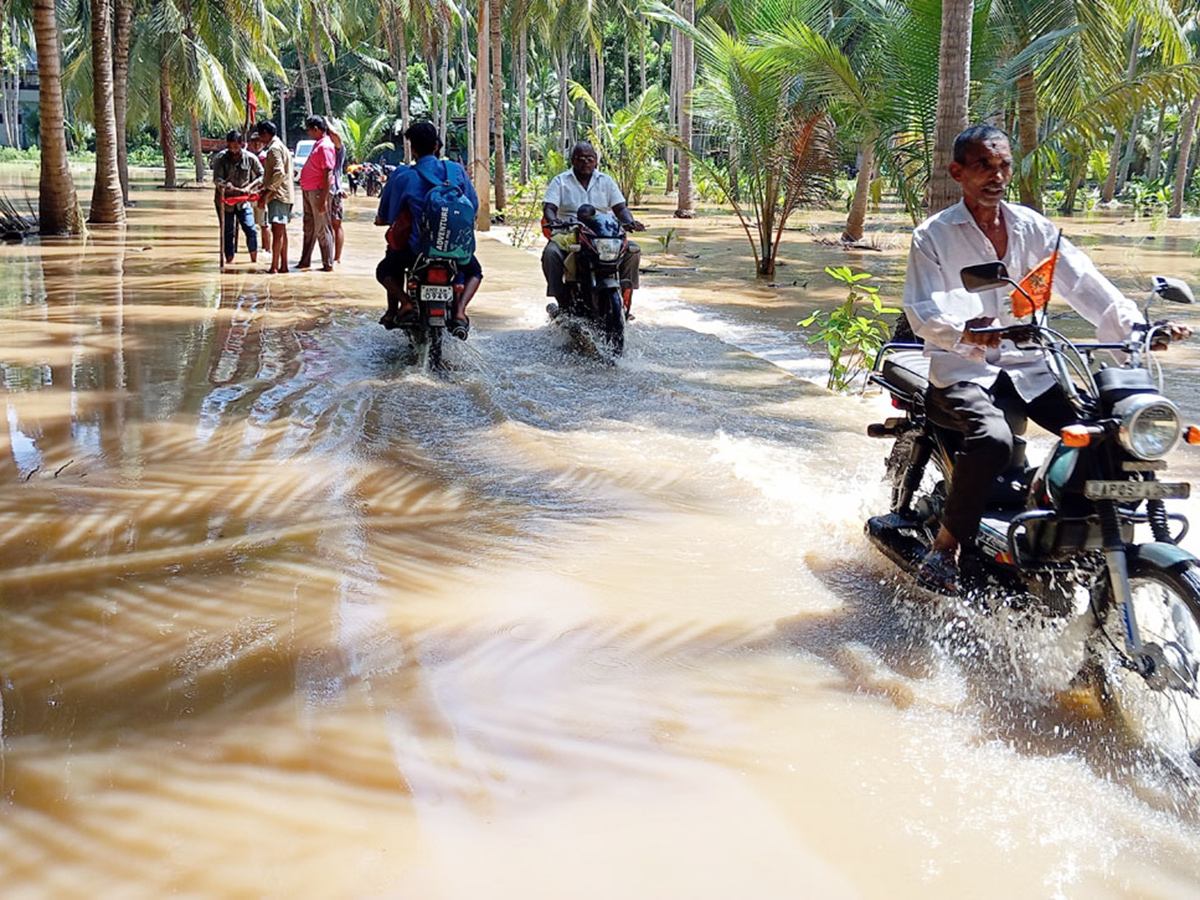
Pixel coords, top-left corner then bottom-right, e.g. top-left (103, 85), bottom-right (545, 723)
top-left (297, 114), bottom-right (336, 271)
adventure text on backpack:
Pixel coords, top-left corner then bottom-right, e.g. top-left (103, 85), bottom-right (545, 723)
top-left (416, 162), bottom-right (476, 264)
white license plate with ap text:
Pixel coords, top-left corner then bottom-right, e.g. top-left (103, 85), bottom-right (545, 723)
top-left (421, 285), bottom-right (453, 303)
top-left (1084, 480), bottom-right (1191, 501)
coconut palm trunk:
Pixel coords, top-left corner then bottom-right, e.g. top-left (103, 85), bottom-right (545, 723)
top-left (927, 0), bottom-right (973, 214)
top-left (89, 0), bottom-right (125, 224)
top-left (639, 17), bottom-right (646, 95)
top-left (1101, 129), bottom-right (1122, 203)
top-left (518, 18), bottom-right (529, 184)
top-left (1103, 21), bottom-right (1142, 203)
top-left (297, 38), bottom-right (314, 117)
top-left (113, 0), bottom-right (134, 203)
top-left (1015, 69), bottom-right (1041, 213)
top-left (397, 18), bottom-right (411, 160)
top-left (490, 0), bottom-right (506, 210)
top-left (33, 0), bottom-right (84, 233)
top-left (1117, 107), bottom-right (1142, 190)
top-left (674, 0), bottom-right (694, 217)
top-left (558, 44), bottom-right (568, 153)
top-left (438, 30), bottom-right (449, 146)
top-left (1148, 103), bottom-right (1166, 182)
top-left (159, 32), bottom-right (177, 188)
top-left (842, 139), bottom-right (874, 242)
top-left (1170, 95), bottom-right (1200, 218)
top-left (666, 18), bottom-right (677, 194)
top-left (474, 0), bottom-right (491, 230)
top-left (311, 13), bottom-right (333, 115)
top-left (461, 15), bottom-right (472, 165)
top-left (189, 108), bottom-right (204, 183)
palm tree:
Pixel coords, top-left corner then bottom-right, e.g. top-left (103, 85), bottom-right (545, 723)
top-left (334, 100), bottom-right (397, 162)
top-left (490, 0), bottom-right (506, 209)
top-left (90, 0), bottom-right (126, 224)
top-left (1171, 95), bottom-right (1200, 216)
top-left (33, 0), bottom-right (84, 233)
top-left (685, 21), bottom-right (835, 277)
top-left (763, 18), bottom-right (883, 241)
top-left (113, 0), bottom-right (135, 202)
top-left (673, 0), bottom-right (693, 216)
top-left (927, 0), bottom-right (973, 214)
top-left (474, 0), bottom-right (491, 229)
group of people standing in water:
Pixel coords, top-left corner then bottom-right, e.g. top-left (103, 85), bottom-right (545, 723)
top-left (212, 114), bottom-right (349, 274)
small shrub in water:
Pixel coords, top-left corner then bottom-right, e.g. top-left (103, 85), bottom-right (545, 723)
top-left (800, 266), bottom-right (900, 392)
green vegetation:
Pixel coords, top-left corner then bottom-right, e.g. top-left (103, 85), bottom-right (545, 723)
top-left (800, 267), bottom-right (899, 392)
top-left (9, 0), bottom-right (1200, 241)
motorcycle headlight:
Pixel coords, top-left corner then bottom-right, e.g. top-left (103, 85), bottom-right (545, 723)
top-left (593, 238), bottom-right (623, 262)
top-left (1116, 394), bottom-right (1181, 460)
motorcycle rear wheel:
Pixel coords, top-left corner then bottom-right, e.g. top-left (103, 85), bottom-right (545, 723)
top-left (1098, 560), bottom-right (1200, 765)
top-left (602, 287), bottom-right (625, 356)
top-left (427, 326), bottom-right (443, 369)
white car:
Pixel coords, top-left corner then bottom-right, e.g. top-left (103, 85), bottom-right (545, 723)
top-left (292, 139), bottom-right (315, 180)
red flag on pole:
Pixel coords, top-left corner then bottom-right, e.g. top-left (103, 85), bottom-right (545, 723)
top-left (247, 83), bottom-right (258, 124)
top-left (1010, 230), bottom-right (1063, 318)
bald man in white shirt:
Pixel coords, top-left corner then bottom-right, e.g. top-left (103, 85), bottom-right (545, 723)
top-left (542, 141), bottom-right (644, 314)
top-left (902, 125), bottom-right (1149, 593)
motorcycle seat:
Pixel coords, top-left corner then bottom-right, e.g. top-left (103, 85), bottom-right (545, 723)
top-left (881, 350), bottom-right (930, 399)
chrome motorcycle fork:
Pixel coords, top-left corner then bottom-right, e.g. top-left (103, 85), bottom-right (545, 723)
top-left (1105, 549), bottom-right (1146, 657)
top-left (1098, 500), bottom-right (1146, 660)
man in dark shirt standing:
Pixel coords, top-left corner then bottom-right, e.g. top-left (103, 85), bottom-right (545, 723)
top-left (212, 130), bottom-right (264, 265)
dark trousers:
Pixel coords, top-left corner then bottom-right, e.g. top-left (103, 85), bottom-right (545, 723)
top-left (927, 374), bottom-right (1078, 544)
top-left (542, 240), bottom-right (641, 301)
top-left (224, 205), bottom-right (258, 258)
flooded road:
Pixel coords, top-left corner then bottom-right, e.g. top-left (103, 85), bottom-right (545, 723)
top-left (3, 177), bottom-right (1200, 898)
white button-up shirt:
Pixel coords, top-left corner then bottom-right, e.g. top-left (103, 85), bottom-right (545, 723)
top-left (544, 170), bottom-right (626, 219)
top-left (903, 200), bottom-right (1144, 400)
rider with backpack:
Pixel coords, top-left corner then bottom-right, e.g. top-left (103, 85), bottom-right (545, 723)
top-left (375, 121), bottom-right (482, 339)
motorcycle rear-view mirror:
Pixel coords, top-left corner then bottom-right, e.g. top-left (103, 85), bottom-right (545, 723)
top-left (1153, 276), bottom-right (1196, 304)
top-left (960, 262), bottom-right (1013, 293)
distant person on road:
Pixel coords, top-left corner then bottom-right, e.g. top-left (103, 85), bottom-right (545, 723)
top-left (375, 121), bottom-right (481, 337)
top-left (542, 141), bottom-right (644, 316)
top-left (212, 129), bottom-right (264, 265)
top-left (255, 119), bottom-right (293, 274)
top-left (247, 130), bottom-right (272, 256)
top-left (297, 115), bottom-right (336, 272)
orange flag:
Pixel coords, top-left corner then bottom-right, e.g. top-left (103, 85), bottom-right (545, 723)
top-left (1011, 230), bottom-right (1062, 318)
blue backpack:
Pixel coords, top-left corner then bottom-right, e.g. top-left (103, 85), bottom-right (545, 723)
top-left (416, 161), bottom-right (476, 264)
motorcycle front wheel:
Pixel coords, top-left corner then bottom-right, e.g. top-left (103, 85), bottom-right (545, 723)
top-left (1098, 559), bottom-right (1200, 765)
top-left (602, 287), bottom-right (625, 356)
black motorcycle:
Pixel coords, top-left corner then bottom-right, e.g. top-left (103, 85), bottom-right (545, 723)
top-left (399, 255), bottom-right (463, 369)
top-left (545, 203), bottom-right (633, 357)
top-left (866, 263), bottom-right (1200, 763)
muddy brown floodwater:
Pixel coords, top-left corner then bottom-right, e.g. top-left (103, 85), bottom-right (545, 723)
top-left (3, 170), bottom-right (1200, 898)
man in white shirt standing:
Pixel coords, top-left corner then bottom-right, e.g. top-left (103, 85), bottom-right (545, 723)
top-left (542, 141), bottom-right (645, 314)
top-left (903, 124), bottom-right (1156, 593)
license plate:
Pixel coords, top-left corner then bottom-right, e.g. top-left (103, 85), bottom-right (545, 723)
top-left (1084, 480), bottom-right (1191, 500)
top-left (421, 285), bottom-right (453, 303)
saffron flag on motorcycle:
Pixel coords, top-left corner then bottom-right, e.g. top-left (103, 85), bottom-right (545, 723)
top-left (1010, 230), bottom-right (1063, 318)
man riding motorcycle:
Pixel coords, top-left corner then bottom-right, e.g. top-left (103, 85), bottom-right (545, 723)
top-left (903, 124), bottom-right (1189, 594)
top-left (375, 121), bottom-right (481, 338)
top-left (542, 141), bottom-right (645, 316)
